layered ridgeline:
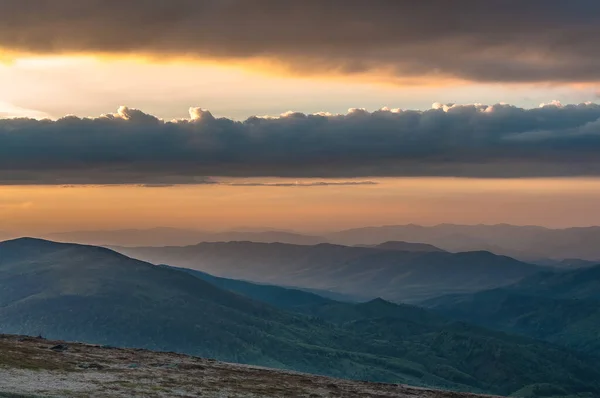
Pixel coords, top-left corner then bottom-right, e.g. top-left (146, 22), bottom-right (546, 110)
top-left (48, 223), bottom-right (600, 261)
top-left (116, 242), bottom-right (542, 302)
top-left (425, 265), bottom-right (600, 356)
top-left (44, 227), bottom-right (325, 247)
top-left (1, 239), bottom-right (599, 397)
top-left (355, 241), bottom-right (446, 252)
top-left (328, 224), bottom-right (600, 261)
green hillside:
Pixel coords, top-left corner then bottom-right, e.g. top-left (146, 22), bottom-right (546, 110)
top-left (1, 238), bottom-right (599, 397)
top-left (425, 265), bottom-right (600, 356)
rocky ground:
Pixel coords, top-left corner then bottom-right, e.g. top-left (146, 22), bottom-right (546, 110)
top-left (0, 334), bottom-right (501, 398)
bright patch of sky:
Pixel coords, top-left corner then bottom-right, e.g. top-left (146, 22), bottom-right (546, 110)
top-left (1, 56), bottom-right (599, 120)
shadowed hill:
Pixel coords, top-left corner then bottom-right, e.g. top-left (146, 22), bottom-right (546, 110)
top-left (166, 265), bottom-right (334, 312)
top-left (167, 265), bottom-right (444, 325)
top-left (510, 264), bottom-right (600, 300)
top-left (425, 264), bottom-right (600, 355)
top-left (368, 241), bottom-right (446, 252)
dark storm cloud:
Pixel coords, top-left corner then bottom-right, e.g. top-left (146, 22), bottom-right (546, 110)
top-left (4, 103), bottom-right (600, 184)
top-left (2, 0), bottom-right (600, 82)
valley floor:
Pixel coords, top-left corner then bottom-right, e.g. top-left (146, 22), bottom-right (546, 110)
top-left (0, 335), bottom-right (500, 398)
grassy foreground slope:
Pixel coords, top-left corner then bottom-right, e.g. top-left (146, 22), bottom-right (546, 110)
top-left (0, 334), bottom-right (504, 398)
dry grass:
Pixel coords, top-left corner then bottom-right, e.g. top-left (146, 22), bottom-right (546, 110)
top-left (0, 334), bottom-right (502, 398)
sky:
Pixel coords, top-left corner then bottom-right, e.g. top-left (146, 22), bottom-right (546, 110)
top-left (4, 178), bottom-right (600, 235)
top-left (3, 1), bottom-right (600, 234)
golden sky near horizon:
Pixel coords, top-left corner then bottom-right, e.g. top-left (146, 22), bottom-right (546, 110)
top-left (4, 178), bottom-right (600, 234)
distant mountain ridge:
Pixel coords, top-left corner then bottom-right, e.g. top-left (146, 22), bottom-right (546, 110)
top-left (327, 223), bottom-right (600, 261)
top-left (33, 223), bottom-right (600, 261)
top-left (117, 241), bottom-right (543, 302)
top-left (357, 241), bottom-right (446, 252)
top-left (44, 227), bottom-right (325, 247)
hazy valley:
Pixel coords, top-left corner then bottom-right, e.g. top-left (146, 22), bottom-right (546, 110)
top-left (115, 240), bottom-right (543, 303)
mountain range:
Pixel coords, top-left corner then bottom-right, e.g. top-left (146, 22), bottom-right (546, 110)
top-left (28, 223), bottom-right (600, 262)
top-left (329, 224), bottom-right (600, 261)
top-left (356, 241), bottom-right (446, 252)
top-left (2, 237), bottom-right (599, 397)
top-left (116, 241), bottom-right (543, 302)
top-left (43, 227), bottom-right (324, 247)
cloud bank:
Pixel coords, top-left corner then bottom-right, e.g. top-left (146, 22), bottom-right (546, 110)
top-left (2, 1), bottom-right (600, 83)
top-left (4, 102), bottom-right (600, 184)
